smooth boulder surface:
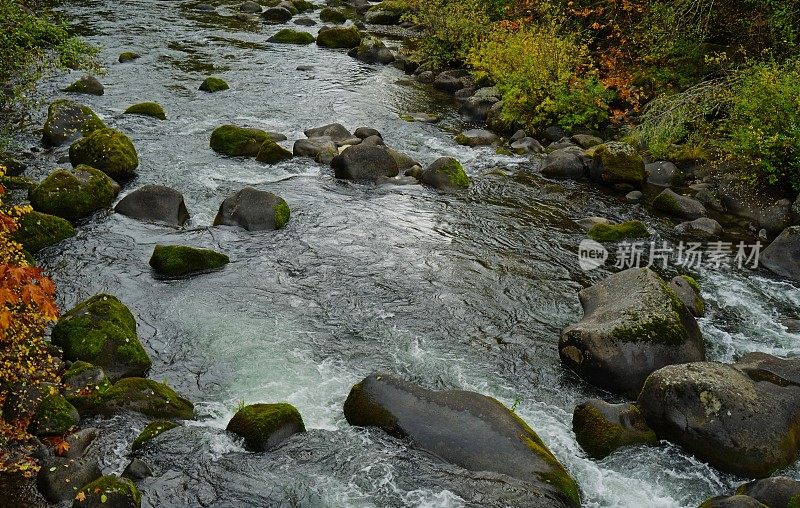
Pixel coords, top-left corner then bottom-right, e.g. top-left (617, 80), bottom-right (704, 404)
top-left (675, 217), bottom-right (723, 238)
top-left (239, 1), bottom-right (262, 13)
top-left (226, 403), bottom-right (306, 451)
top-left (645, 161), bottom-right (684, 188)
top-left (293, 137), bottom-right (338, 162)
top-left (64, 74), bottom-right (104, 95)
top-left (420, 157), bottom-right (470, 190)
top-left (348, 35), bottom-right (394, 64)
top-left (761, 226), bottom-right (800, 282)
top-left (331, 144), bottom-right (399, 181)
top-left (118, 51), bottom-right (140, 63)
top-left (268, 28), bottom-right (315, 44)
top-left (29, 166), bottom-right (120, 223)
top-left (99, 378), bottom-right (194, 419)
top-left (12, 210), bottom-right (76, 253)
top-left (114, 185), bottom-right (190, 226)
top-left (72, 475), bottom-right (141, 508)
top-left (304, 123), bottom-right (352, 143)
top-left (210, 125), bottom-right (272, 157)
top-left (559, 267), bottom-right (705, 398)
top-left (572, 399), bottom-right (657, 459)
top-left (638, 353), bottom-right (800, 478)
top-left (214, 187), bottom-right (290, 231)
top-left (541, 147), bottom-right (588, 180)
top-left (588, 142), bottom-right (645, 186)
top-left (199, 76), bottom-right (229, 92)
top-left (653, 188), bottom-right (707, 219)
top-left (319, 7), bottom-right (347, 23)
top-left (455, 128), bottom-right (498, 147)
top-left (69, 128), bottom-right (139, 182)
top-left (316, 26), bottom-right (362, 49)
top-left (343, 374), bottom-right (581, 507)
top-left (124, 102), bottom-right (166, 120)
top-left (42, 99), bottom-right (107, 147)
top-left (669, 275), bottom-right (705, 317)
top-left (51, 294), bottom-right (151, 382)
top-left (511, 137), bottom-right (544, 154)
top-left (262, 6), bottom-right (293, 23)
top-left (735, 476), bottom-right (800, 508)
top-left (149, 245), bottom-right (230, 278)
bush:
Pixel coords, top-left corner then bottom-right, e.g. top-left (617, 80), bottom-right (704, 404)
top-left (405, 0), bottom-right (491, 67)
top-left (468, 25), bottom-right (614, 132)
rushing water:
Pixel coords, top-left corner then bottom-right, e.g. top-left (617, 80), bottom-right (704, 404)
top-left (20, 0), bottom-right (800, 506)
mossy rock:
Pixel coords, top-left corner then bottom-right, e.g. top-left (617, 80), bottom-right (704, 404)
top-left (587, 220), bottom-right (649, 242)
top-left (421, 157), bottom-right (470, 190)
top-left (124, 102), bottom-right (166, 120)
top-left (214, 187), bottom-right (290, 231)
top-left (72, 475), bottom-right (141, 508)
top-left (316, 26), bottom-right (362, 49)
top-left (69, 128), bottom-right (139, 182)
top-left (28, 388), bottom-right (79, 436)
top-left (572, 399), bottom-right (657, 459)
top-left (589, 142), bottom-right (645, 186)
top-left (100, 378), bottom-right (194, 419)
top-left (63, 361), bottom-right (112, 412)
top-left (131, 420), bottom-right (178, 450)
top-left (12, 211), bottom-right (75, 253)
top-left (199, 76), bottom-right (229, 92)
top-left (51, 294), bottom-right (151, 382)
top-left (255, 138), bottom-right (293, 164)
top-left (319, 7), bottom-right (347, 22)
top-left (268, 28), bottom-right (315, 44)
top-left (42, 99), bottom-right (107, 147)
top-left (63, 75), bottom-right (104, 96)
top-left (210, 125), bottom-right (270, 157)
top-left (290, 0), bottom-right (314, 12)
top-left (698, 496), bottom-right (768, 508)
top-left (29, 166), bottom-right (120, 223)
top-left (149, 244), bottom-right (229, 278)
top-left (118, 51), bottom-right (141, 63)
top-left (226, 403), bottom-right (305, 451)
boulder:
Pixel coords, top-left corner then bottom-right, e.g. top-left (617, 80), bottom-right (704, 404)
top-left (669, 275), bottom-right (705, 317)
top-left (316, 26), bottom-right (362, 49)
top-left (386, 148), bottom-right (418, 172)
top-left (239, 1), bottom-right (262, 13)
top-left (29, 166), bottom-right (119, 223)
top-left (12, 211), bottom-right (75, 253)
top-left (645, 161), bottom-right (684, 188)
top-left (652, 188), bottom-right (707, 219)
top-left (268, 28), bottom-right (315, 44)
top-left (699, 496), bottom-right (768, 508)
top-left (210, 125), bottom-right (274, 157)
top-left (319, 7), bottom-right (347, 23)
top-left (42, 99), bottom-right (107, 147)
top-left (62, 361), bottom-right (111, 411)
top-left (588, 142), bottom-right (645, 186)
top-left (365, 9), bottom-right (401, 24)
top-left (123, 102), bottom-right (166, 120)
top-left (122, 459), bottom-right (153, 481)
top-left (37, 455), bottom-right (101, 503)
top-left (420, 157), bottom-right (469, 190)
top-left (99, 378), bottom-right (194, 419)
top-left (72, 475), bottom-right (141, 508)
top-left (262, 6), bottom-right (293, 23)
top-left (572, 399), bottom-right (657, 459)
top-left (626, 190), bottom-right (643, 203)
top-left (28, 389), bottom-right (79, 436)
top-left (719, 174), bottom-right (793, 234)
top-left (132, 421), bottom-right (179, 451)
top-left (199, 76), bottom-right (229, 92)
top-left (294, 16), bottom-right (316, 26)
top-left (69, 128), bottom-right (139, 182)
top-left (761, 226), bottom-right (800, 282)
top-left (304, 123), bottom-right (352, 143)
top-left (118, 52), bottom-right (140, 63)
top-left (343, 374), bottom-right (581, 507)
top-left (64, 74), bottom-right (104, 96)
top-left (348, 35), bottom-right (394, 64)
top-left (293, 137), bottom-right (338, 161)
top-left (735, 476), bottom-right (800, 508)
top-left (255, 139), bottom-right (293, 164)
top-left (559, 267), bottom-right (705, 398)
top-left (544, 126), bottom-right (567, 142)
top-left (675, 217), bottom-right (723, 238)
top-left (460, 87), bottom-right (500, 123)
top-left (455, 129), bottom-right (498, 147)
top-left (214, 187), bottom-right (290, 231)
top-left (354, 127), bottom-right (381, 139)
top-left (226, 403), bottom-right (305, 451)
top-left (541, 147), bottom-right (588, 180)
top-left (114, 185), bottom-right (190, 227)
top-left (433, 70), bottom-right (469, 93)
top-left (331, 144), bottom-right (399, 181)
top-left (51, 294), bottom-right (151, 382)
top-left (149, 245), bottom-right (229, 278)
top-left (586, 220), bottom-right (648, 242)
top-left (638, 353), bottom-right (800, 478)
top-left (571, 134), bottom-right (602, 149)
top-left (511, 137), bottom-right (544, 155)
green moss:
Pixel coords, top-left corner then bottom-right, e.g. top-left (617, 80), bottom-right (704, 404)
top-left (316, 26), bottom-right (362, 49)
top-left (592, 142), bottom-right (645, 185)
top-left (149, 244), bottom-right (229, 278)
top-left (454, 133), bottom-right (470, 146)
top-left (399, 114), bottom-right (414, 122)
top-left (132, 420), bottom-right (178, 450)
top-left (368, 0), bottom-right (408, 14)
top-left (43, 99), bottom-right (107, 146)
top-left (102, 378), bottom-right (195, 419)
top-left (69, 128), bottom-right (139, 181)
top-left (572, 403), bottom-right (657, 459)
top-left (269, 29), bottom-right (315, 44)
top-left (63, 361), bottom-right (112, 411)
top-left (788, 495), bottom-right (800, 508)
top-left (652, 191), bottom-right (682, 214)
top-left (30, 391), bottom-right (78, 435)
top-left (199, 76), bottom-right (229, 92)
top-left (118, 51), bottom-right (140, 63)
top-left (1, 175), bottom-right (37, 191)
top-left (291, 0), bottom-right (315, 12)
top-left (210, 125), bottom-right (269, 157)
top-left (273, 200), bottom-right (290, 229)
top-left (495, 147), bottom-right (514, 156)
top-left (51, 294), bottom-right (151, 381)
top-left (255, 138), bottom-right (293, 164)
top-left (432, 159), bottom-right (470, 189)
top-left (12, 211), bottom-right (75, 253)
top-left (608, 281), bottom-right (691, 346)
top-left (29, 166), bottom-right (119, 223)
top-left (73, 475), bottom-right (141, 508)
top-left (319, 7), bottom-right (347, 23)
top-left (587, 220), bottom-right (649, 242)
top-left (124, 102), bottom-right (166, 120)
top-left (226, 402), bottom-right (305, 451)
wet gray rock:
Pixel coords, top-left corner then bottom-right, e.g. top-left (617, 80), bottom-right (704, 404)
top-left (510, 137), bottom-right (544, 155)
top-left (331, 145), bottom-right (399, 181)
top-left (576, 216), bottom-right (610, 230)
top-left (669, 275), bottom-right (705, 317)
top-left (365, 9), bottom-right (401, 24)
top-left (645, 161), bottom-right (684, 188)
top-left (114, 185), bottom-right (190, 227)
top-left (735, 476), bottom-right (800, 508)
top-left (455, 129), bottom-right (497, 147)
top-left (700, 496), bottom-right (769, 507)
top-left (541, 147), bottom-right (588, 180)
top-left (626, 191), bottom-right (642, 203)
top-left (122, 458), bottom-right (153, 481)
top-left (761, 226), bottom-right (800, 282)
top-left (572, 399), bottom-right (657, 459)
top-left (42, 99), bottom-right (106, 147)
top-left (460, 87), bottom-right (500, 123)
top-left (415, 71), bottom-right (435, 83)
top-left (719, 175), bottom-right (792, 234)
top-left (386, 149), bottom-right (418, 172)
top-left (294, 16), bottom-right (316, 25)
top-left (674, 217), bottom-right (723, 238)
top-left (37, 454), bottom-right (102, 503)
top-left (432, 70), bottom-right (469, 93)
top-left (354, 127), bottom-right (381, 139)
top-left (293, 137), bottom-right (338, 161)
top-left (652, 188), bottom-right (707, 219)
top-left (359, 135), bottom-right (384, 147)
top-left (348, 35), bottom-right (394, 64)
top-left (214, 187), bottom-right (290, 231)
top-left (305, 123), bottom-right (352, 143)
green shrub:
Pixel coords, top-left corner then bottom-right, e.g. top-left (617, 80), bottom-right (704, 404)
top-left (406, 0), bottom-right (490, 67)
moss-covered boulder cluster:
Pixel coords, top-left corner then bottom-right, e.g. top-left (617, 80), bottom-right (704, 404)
top-left (42, 99), bottom-right (107, 147)
top-left (210, 124), bottom-right (292, 164)
top-left (226, 403), bottom-right (305, 451)
top-left (28, 388), bottom-right (80, 436)
top-left (149, 244), bottom-right (229, 278)
top-left (69, 128), bottom-right (139, 182)
top-left (29, 166), bottom-right (119, 223)
top-left (12, 210), bottom-right (76, 253)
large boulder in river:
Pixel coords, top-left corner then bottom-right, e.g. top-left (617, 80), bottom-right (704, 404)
top-left (64, 74), bottom-right (104, 96)
top-left (42, 99), bottom-right (107, 147)
top-left (421, 157), bottom-right (470, 190)
top-left (210, 125), bottom-right (272, 157)
top-left (268, 28), bottom-right (315, 44)
top-left (761, 226), bottom-right (800, 282)
top-left (72, 475), bottom-right (141, 508)
top-left (304, 123), bottom-right (352, 143)
top-left (541, 147), bottom-right (588, 180)
top-left (12, 210), bottom-right (75, 253)
top-left (316, 25), bottom-right (362, 49)
top-left (588, 142), bottom-right (645, 186)
top-left (213, 187), bottom-right (290, 231)
top-left (652, 188), bottom-right (707, 219)
top-left (51, 294), bottom-right (151, 382)
top-left (293, 137), bottom-right (338, 162)
top-left (669, 275), bottom-right (705, 317)
top-left (99, 378), bottom-right (194, 419)
top-left (343, 374), bottom-right (581, 507)
top-left (460, 87), bottom-right (500, 123)
top-left (29, 166), bottom-right (120, 222)
top-left (455, 128), bottom-right (498, 147)
top-left (262, 6), bottom-right (293, 23)
top-left (348, 35), bottom-right (394, 64)
top-left (331, 144), bottom-right (399, 181)
top-left (149, 245), bottom-right (229, 278)
top-left (226, 403), bottom-right (305, 451)
top-left (319, 7), bottom-right (347, 23)
top-left (572, 399), bottom-right (657, 459)
top-left (124, 102), bottom-right (166, 120)
top-left (114, 185), bottom-right (190, 226)
top-left (69, 128), bottom-right (139, 182)
top-left (718, 174), bottom-right (792, 234)
top-left (256, 139), bottom-right (293, 164)
top-left (199, 76), bottom-right (229, 92)
top-left (559, 267), bottom-right (705, 398)
top-left (735, 476), bottom-right (800, 508)
top-left (637, 353), bottom-right (800, 478)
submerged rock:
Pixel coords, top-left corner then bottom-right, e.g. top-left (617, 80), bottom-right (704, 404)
top-left (586, 220), bottom-right (648, 242)
top-left (51, 294), bottom-right (151, 382)
top-left (73, 475), bottom-right (141, 508)
top-left (12, 210), bottom-right (75, 253)
top-left (149, 245), bottom-right (230, 278)
top-left (69, 128), bottom-right (139, 182)
top-left (29, 166), bottom-right (119, 223)
top-left (122, 458), bottom-right (153, 481)
top-left (64, 74), bottom-right (104, 95)
top-left (124, 102), bottom-right (166, 120)
top-left (214, 187), bottom-right (290, 231)
top-left (100, 378), bottom-right (194, 419)
top-left (42, 99), bottom-right (107, 147)
top-left (572, 399), bottom-right (656, 459)
top-left (559, 267), bottom-right (705, 398)
top-left (316, 26), bottom-right (362, 49)
top-left (331, 144), bottom-right (399, 181)
top-left (735, 476), bottom-right (800, 508)
top-left (653, 188), bottom-right (707, 219)
top-left (114, 185), bottom-right (190, 227)
top-left (226, 403), bottom-right (306, 451)
top-left (421, 157), bottom-right (470, 190)
top-left (588, 142), bottom-right (645, 186)
top-left (761, 226), bottom-right (800, 282)
top-left (199, 76), bottom-right (229, 92)
top-left (343, 374), bottom-right (581, 507)
top-left (132, 421), bottom-right (179, 451)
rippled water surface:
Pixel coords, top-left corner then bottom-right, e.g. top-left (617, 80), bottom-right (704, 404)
top-left (22, 0), bottom-right (800, 506)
